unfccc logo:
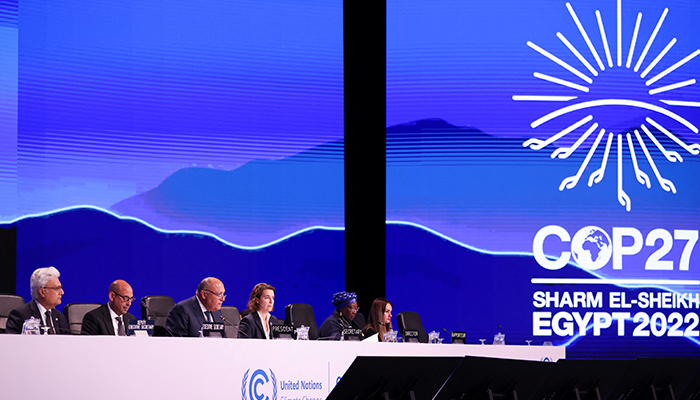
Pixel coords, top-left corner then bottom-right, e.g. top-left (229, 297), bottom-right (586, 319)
top-left (513, 1), bottom-right (700, 211)
top-left (242, 369), bottom-right (277, 400)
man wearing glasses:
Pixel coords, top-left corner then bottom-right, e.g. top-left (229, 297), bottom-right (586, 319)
top-left (5, 266), bottom-right (69, 334)
top-left (165, 277), bottom-right (227, 337)
top-left (81, 280), bottom-right (137, 336)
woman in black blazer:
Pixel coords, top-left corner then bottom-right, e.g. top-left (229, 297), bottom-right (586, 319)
top-left (362, 298), bottom-right (393, 341)
top-left (238, 283), bottom-right (278, 339)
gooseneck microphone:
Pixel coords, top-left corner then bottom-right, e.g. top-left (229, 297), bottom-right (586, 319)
top-left (43, 311), bottom-right (71, 334)
top-left (140, 300), bottom-right (177, 337)
top-left (498, 323), bottom-right (507, 345)
top-left (220, 315), bottom-right (240, 338)
top-left (234, 317), bottom-right (253, 338)
top-left (46, 322), bottom-right (71, 334)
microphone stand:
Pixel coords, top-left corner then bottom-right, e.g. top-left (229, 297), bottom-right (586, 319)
top-left (141, 300), bottom-right (177, 337)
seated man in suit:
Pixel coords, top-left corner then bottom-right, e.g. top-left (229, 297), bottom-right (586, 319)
top-left (81, 279), bottom-right (137, 336)
top-left (5, 266), bottom-right (69, 334)
top-left (165, 277), bottom-right (227, 337)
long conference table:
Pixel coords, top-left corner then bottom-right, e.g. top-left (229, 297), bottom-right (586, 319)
top-left (0, 335), bottom-right (564, 400)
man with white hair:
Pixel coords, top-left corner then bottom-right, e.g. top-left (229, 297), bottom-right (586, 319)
top-left (5, 266), bottom-right (69, 334)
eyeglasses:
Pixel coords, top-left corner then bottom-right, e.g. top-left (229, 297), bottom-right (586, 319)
top-left (42, 286), bottom-right (63, 292)
top-left (348, 306), bottom-right (360, 312)
top-left (112, 291), bottom-right (136, 302)
top-left (203, 289), bottom-right (227, 300)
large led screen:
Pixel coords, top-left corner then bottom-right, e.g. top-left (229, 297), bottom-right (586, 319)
top-left (387, 0), bottom-right (700, 358)
top-left (0, 0), bottom-right (344, 318)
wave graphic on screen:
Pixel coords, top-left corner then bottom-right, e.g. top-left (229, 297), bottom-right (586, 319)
top-left (4, 205), bottom-right (344, 251)
top-left (513, 1), bottom-right (700, 211)
top-left (385, 222), bottom-right (700, 358)
top-left (3, 207), bottom-right (345, 322)
top-left (388, 220), bottom-right (699, 292)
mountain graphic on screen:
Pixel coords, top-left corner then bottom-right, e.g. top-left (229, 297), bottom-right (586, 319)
top-left (111, 140), bottom-right (344, 247)
top-left (386, 118), bottom-right (700, 258)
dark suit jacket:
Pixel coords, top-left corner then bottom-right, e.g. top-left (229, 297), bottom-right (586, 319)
top-left (238, 311), bottom-right (279, 339)
top-left (5, 300), bottom-right (70, 334)
top-left (165, 296), bottom-right (226, 337)
top-left (81, 303), bottom-right (136, 335)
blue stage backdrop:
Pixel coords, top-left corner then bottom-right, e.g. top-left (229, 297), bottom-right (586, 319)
top-left (0, 0), bottom-right (345, 320)
top-left (387, 0), bottom-right (700, 358)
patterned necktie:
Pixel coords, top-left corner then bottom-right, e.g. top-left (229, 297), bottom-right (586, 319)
top-left (45, 310), bottom-right (55, 334)
top-left (206, 311), bottom-right (213, 323)
top-left (117, 316), bottom-right (126, 336)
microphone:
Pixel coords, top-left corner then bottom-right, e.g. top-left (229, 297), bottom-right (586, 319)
top-left (44, 311), bottom-right (71, 334)
top-left (498, 323), bottom-right (507, 345)
top-left (235, 316), bottom-right (253, 338)
top-left (47, 324), bottom-right (72, 335)
top-left (219, 315), bottom-right (238, 339)
top-left (140, 300), bottom-right (177, 337)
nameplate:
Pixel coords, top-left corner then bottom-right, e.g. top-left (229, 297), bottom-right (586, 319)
top-left (202, 323), bottom-right (225, 338)
top-left (403, 329), bottom-right (420, 343)
top-left (342, 328), bottom-right (363, 341)
top-left (451, 331), bottom-right (466, 344)
top-left (272, 324), bottom-right (295, 340)
top-left (128, 320), bottom-right (155, 337)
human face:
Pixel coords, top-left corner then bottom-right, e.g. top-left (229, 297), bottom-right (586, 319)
top-left (257, 289), bottom-right (275, 314)
top-left (109, 282), bottom-right (134, 316)
top-left (39, 277), bottom-right (63, 309)
top-left (201, 280), bottom-right (225, 312)
top-left (341, 302), bottom-right (359, 321)
top-left (382, 303), bottom-right (393, 325)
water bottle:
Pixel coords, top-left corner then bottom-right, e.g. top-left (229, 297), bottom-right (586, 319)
top-left (22, 317), bottom-right (41, 335)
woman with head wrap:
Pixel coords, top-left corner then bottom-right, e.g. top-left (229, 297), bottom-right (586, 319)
top-left (318, 291), bottom-right (362, 340)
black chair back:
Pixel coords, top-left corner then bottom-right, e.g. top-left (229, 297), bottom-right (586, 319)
top-left (64, 303), bottom-right (101, 334)
top-left (140, 295), bottom-right (175, 337)
top-left (0, 294), bottom-right (25, 333)
top-left (397, 311), bottom-right (429, 343)
top-left (284, 303), bottom-right (319, 340)
top-left (354, 312), bottom-right (366, 330)
top-left (219, 305), bottom-right (240, 339)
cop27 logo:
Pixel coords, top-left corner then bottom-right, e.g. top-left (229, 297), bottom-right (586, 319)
top-left (513, 1), bottom-right (700, 211)
top-left (242, 369), bottom-right (277, 400)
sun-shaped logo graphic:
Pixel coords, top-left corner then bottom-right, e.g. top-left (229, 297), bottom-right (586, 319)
top-left (513, 1), bottom-right (700, 211)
